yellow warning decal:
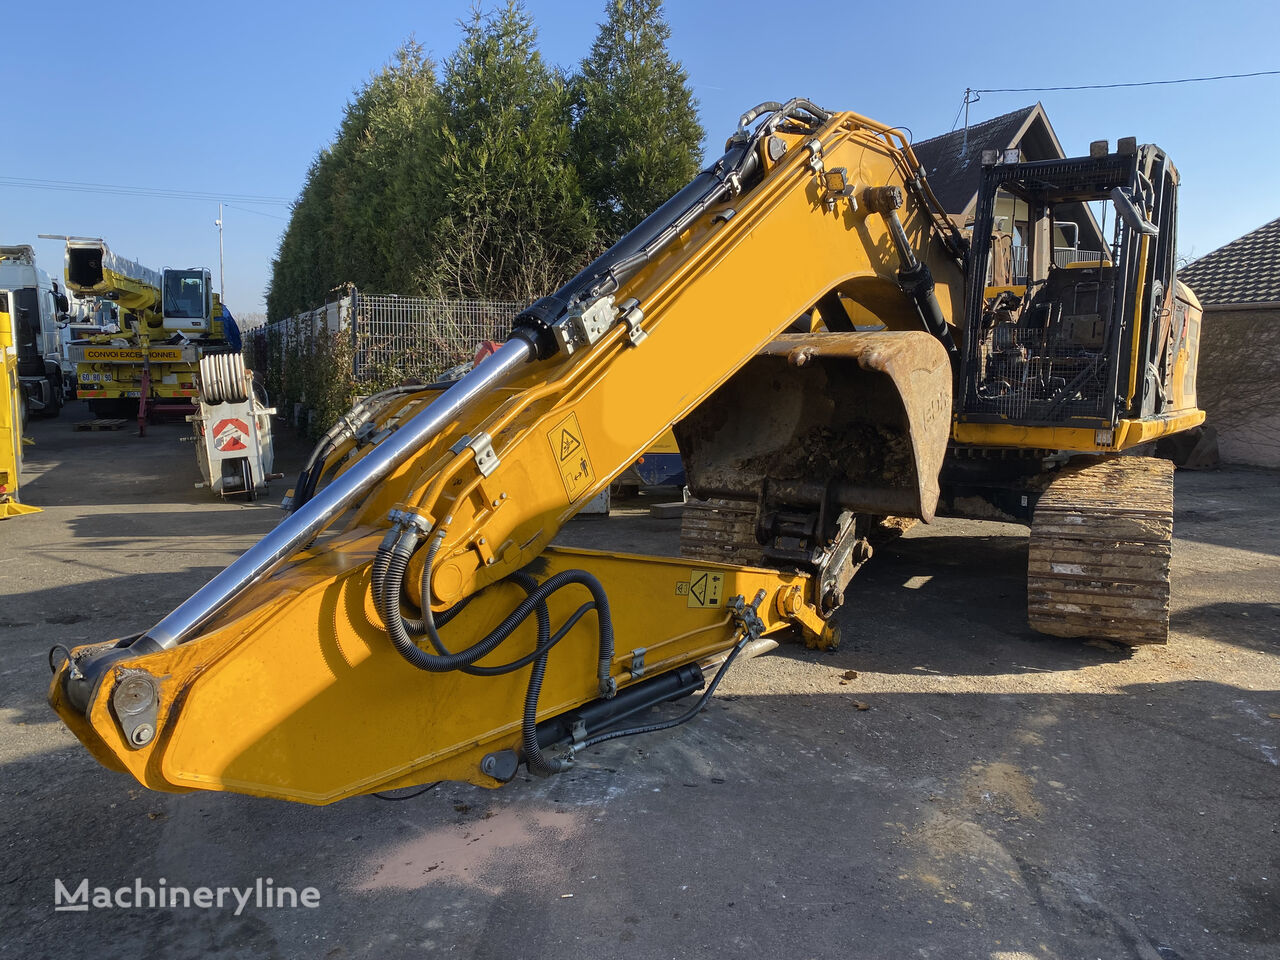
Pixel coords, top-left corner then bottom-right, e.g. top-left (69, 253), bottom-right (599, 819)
top-left (685, 569), bottom-right (724, 609)
top-left (547, 412), bottom-right (595, 501)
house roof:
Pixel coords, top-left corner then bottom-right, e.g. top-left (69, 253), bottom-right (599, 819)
top-left (1179, 216), bottom-right (1280, 305)
top-left (912, 105), bottom-right (1044, 214)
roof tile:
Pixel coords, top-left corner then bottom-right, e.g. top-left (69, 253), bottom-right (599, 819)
top-left (912, 106), bottom-right (1038, 213)
top-left (1180, 216), bottom-right (1280, 305)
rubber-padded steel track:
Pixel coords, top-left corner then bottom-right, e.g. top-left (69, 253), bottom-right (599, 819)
top-left (1027, 456), bottom-right (1174, 645)
top-left (680, 498), bottom-right (763, 567)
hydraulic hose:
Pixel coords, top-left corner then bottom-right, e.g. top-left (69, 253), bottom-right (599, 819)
top-left (520, 604), bottom-right (604, 776)
top-left (371, 523), bottom-right (618, 776)
top-left (374, 532), bottom-right (614, 686)
top-left (376, 536), bottom-right (527, 672)
top-left (428, 582), bottom-right (594, 678)
top-left (292, 382), bottom-right (454, 512)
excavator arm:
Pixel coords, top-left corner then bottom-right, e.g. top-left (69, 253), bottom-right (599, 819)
top-left (50, 101), bottom-right (965, 803)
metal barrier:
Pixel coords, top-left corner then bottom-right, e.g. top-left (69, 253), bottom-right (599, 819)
top-left (264, 286), bottom-right (521, 383)
top-left (351, 292), bottom-right (520, 380)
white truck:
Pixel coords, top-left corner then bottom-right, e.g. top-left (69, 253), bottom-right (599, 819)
top-left (0, 245), bottom-right (69, 417)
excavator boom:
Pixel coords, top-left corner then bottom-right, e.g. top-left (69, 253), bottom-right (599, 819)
top-left (50, 101), bottom-right (967, 802)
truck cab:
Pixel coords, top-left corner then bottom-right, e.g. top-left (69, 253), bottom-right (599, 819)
top-left (161, 268), bottom-right (212, 334)
top-left (0, 245), bottom-right (67, 417)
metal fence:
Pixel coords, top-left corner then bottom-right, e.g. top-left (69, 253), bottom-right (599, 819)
top-left (267, 285), bottom-right (521, 382)
top-left (352, 292), bottom-right (520, 381)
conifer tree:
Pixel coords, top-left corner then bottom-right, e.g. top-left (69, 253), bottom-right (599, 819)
top-left (572, 0), bottom-right (704, 242)
top-left (429, 2), bottom-right (595, 302)
top-left (267, 153), bottom-right (339, 321)
top-left (268, 43), bottom-right (440, 319)
top-left (330, 41), bottom-right (441, 296)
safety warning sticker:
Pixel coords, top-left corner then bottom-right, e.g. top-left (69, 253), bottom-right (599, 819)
top-left (684, 569), bottom-right (724, 609)
top-left (547, 412), bottom-right (594, 500)
top-left (213, 417), bottom-right (250, 452)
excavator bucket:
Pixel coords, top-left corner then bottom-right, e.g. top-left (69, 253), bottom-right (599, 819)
top-left (676, 330), bottom-right (953, 523)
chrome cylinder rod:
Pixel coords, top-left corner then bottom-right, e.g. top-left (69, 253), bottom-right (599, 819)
top-left (140, 336), bottom-right (536, 650)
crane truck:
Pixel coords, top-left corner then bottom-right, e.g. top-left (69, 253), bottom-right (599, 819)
top-left (49, 100), bottom-right (1202, 804)
top-left (56, 237), bottom-right (236, 433)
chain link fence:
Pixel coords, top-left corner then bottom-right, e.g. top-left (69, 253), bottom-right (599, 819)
top-left (247, 285), bottom-right (522, 436)
top-left (351, 291), bottom-right (520, 381)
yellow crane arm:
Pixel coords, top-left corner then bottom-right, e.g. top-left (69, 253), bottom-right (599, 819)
top-left (61, 238), bottom-right (163, 317)
top-left (49, 101), bottom-right (966, 803)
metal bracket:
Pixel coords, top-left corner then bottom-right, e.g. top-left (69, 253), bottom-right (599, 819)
top-left (555, 296), bottom-right (618, 356)
top-left (386, 508), bottom-right (432, 537)
top-left (618, 298), bottom-right (646, 347)
top-left (806, 138), bottom-right (825, 176)
top-left (628, 647), bottom-right (646, 679)
top-left (468, 433), bottom-right (499, 477)
top-left (353, 420), bottom-right (378, 445)
top-left (367, 425), bottom-right (395, 446)
top-left (452, 432), bottom-right (499, 477)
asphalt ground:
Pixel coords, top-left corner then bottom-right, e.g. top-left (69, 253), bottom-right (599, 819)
top-left (1, 409), bottom-right (1277, 959)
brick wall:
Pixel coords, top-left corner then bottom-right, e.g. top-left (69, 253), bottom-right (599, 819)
top-left (1197, 305), bottom-right (1280, 468)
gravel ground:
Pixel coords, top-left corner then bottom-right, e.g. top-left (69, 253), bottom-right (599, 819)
top-left (1, 412), bottom-right (1276, 959)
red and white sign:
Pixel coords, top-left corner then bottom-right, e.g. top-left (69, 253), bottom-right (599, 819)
top-left (213, 418), bottom-right (250, 452)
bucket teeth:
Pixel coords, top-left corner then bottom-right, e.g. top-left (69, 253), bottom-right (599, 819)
top-left (1027, 456), bottom-right (1174, 645)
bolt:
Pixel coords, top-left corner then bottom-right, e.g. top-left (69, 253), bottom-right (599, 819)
top-left (478, 537), bottom-right (486, 545)
top-left (500, 493), bottom-right (507, 500)
top-left (131, 723), bottom-right (154, 746)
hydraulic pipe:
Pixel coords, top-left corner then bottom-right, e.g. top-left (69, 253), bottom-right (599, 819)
top-left (862, 186), bottom-right (958, 362)
top-left (511, 100), bottom-right (831, 359)
top-left (136, 336), bottom-right (535, 653)
top-left (511, 134), bottom-right (770, 357)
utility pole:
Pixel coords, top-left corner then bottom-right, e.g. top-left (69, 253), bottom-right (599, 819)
top-left (215, 203), bottom-right (225, 301)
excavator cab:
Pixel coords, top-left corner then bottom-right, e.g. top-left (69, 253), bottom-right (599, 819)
top-left (956, 142), bottom-right (1197, 437)
top-left (945, 144), bottom-right (1204, 646)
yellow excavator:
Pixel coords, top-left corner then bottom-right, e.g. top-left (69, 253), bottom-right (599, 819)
top-left (49, 100), bottom-right (1202, 803)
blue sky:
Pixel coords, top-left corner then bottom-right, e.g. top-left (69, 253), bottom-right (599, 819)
top-left (3, 0), bottom-right (1277, 314)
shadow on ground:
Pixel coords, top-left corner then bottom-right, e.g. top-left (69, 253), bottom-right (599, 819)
top-left (1, 677), bottom-right (1276, 960)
